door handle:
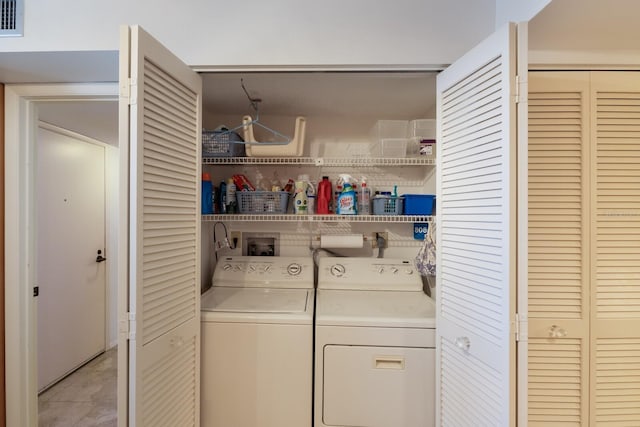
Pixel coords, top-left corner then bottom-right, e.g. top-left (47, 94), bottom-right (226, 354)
top-left (96, 249), bottom-right (107, 263)
top-left (548, 325), bottom-right (567, 338)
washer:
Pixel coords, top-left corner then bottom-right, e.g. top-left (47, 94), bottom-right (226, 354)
top-left (314, 257), bottom-right (436, 427)
top-left (201, 256), bottom-right (314, 427)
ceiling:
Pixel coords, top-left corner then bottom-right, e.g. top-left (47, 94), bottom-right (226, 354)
top-left (37, 100), bottom-right (119, 146)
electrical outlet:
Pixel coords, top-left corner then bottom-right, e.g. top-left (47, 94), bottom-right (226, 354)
top-left (371, 232), bottom-right (388, 249)
top-left (230, 231), bottom-right (242, 250)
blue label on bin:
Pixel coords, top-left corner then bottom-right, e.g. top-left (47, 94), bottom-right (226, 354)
top-left (413, 223), bottom-right (429, 240)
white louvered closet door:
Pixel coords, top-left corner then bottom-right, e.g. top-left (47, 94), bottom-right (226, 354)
top-left (436, 23), bottom-right (518, 427)
top-left (119, 25), bottom-right (202, 427)
top-left (528, 72), bottom-right (591, 426)
top-left (590, 72), bottom-right (640, 426)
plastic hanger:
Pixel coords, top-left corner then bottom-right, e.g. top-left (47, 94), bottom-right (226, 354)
top-left (220, 79), bottom-right (292, 146)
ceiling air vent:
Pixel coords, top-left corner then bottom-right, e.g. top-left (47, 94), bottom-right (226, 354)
top-left (1, 0), bottom-right (23, 36)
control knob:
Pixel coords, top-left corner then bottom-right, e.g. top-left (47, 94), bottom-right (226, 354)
top-left (287, 263), bottom-right (302, 276)
top-left (330, 264), bottom-right (346, 277)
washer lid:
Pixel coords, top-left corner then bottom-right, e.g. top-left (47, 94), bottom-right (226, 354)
top-left (315, 290), bottom-right (436, 328)
top-left (202, 287), bottom-right (310, 313)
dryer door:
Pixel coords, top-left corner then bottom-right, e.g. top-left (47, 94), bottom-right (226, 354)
top-left (323, 345), bottom-right (435, 427)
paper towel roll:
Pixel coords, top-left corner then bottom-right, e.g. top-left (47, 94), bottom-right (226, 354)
top-left (320, 234), bottom-right (364, 249)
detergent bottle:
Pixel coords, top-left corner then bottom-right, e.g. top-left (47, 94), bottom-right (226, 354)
top-left (202, 173), bottom-right (213, 214)
top-left (293, 180), bottom-right (308, 214)
top-left (316, 176), bottom-right (332, 214)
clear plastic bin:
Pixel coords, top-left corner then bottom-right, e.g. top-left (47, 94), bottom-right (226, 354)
top-left (409, 119), bottom-right (436, 139)
top-left (371, 120), bottom-right (409, 140)
top-left (375, 138), bottom-right (407, 157)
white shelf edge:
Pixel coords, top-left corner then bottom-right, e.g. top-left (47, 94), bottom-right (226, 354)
top-left (202, 214), bottom-right (434, 223)
top-left (202, 157), bottom-right (435, 166)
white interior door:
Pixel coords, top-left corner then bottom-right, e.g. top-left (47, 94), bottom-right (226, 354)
top-left (118, 25), bottom-right (202, 427)
top-left (435, 23), bottom-right (520, 426)
top-left (36, 124), bottom-right (106, 391)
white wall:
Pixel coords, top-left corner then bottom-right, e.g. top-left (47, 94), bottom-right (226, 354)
top-left (494, 0), bottom-right (551, 27)
top-left (1, 0), bottom-right (495, 67)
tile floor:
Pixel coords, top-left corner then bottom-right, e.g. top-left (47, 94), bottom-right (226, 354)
top-left (38, 347), bottom-right (117, 427)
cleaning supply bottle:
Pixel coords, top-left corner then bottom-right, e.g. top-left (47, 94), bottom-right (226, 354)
top-left (293, 180), bottom-right (308, 215)
top-left (317, 176), bottom-right (332, 214)
top-left (334, 176), bottom-right (344, 214)
top-left (219, 180), bottom-right (227, 213)
top-left (358, 176), bottom-right (371, 215)
top-left (202, 173), bottom-right (213, 214)
top-left (307, 180), bottom-right (316, 214)
top-left (337, 175), bottom-right (357, 215)
top-left (226, 178), bottom-right (237, 214)
top-left (297, 174), bottom-right (315, 215)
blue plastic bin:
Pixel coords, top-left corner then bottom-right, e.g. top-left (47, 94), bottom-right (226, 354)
top-left (402, 194), bottom-right (435, 215)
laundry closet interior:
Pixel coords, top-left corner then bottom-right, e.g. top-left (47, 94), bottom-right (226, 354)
top-left (198, 71), bottom-right (438, 288)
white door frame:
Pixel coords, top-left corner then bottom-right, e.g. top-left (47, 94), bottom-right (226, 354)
top-left (4, 83), bottom-right (118, 427)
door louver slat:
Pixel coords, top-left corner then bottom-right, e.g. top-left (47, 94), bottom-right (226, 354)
top-left (141, 57), bottom-right (198, 345)
top-left (441, 56), bottom-right (505, 346)
top-left (437, 23), bottom-right (516, 427)
top-left (529, 91), bottom-right (585, 319)
top-left (591, 79), bottom-right (640, 425)
top-left (528, 338), bottom-right (583, 425)
top-left (528, 72), bottom-right (590, 426)
top-left (124, 25), bottom-right (202, 426)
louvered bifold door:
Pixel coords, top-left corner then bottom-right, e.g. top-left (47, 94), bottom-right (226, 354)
top-left (590, 71), bottom-right (640, 426)
top-left (435, 23), bottom-right (518, 427)
top-left (527, 72), bottom-right (591, 426)
top-left (119, 25), bottom-right (202, 427)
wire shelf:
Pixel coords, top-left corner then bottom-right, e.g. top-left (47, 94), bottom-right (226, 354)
top-left (202, 214), bottom-right (433, 223)
top-left (202, 157), bottom-right (435, 166)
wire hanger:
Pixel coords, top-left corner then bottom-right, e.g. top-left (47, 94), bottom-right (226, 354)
top-left (222, 79), bottom-right (292, 146)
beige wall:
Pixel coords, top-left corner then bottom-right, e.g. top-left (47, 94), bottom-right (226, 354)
top-left (1, 82), bottom-right (6, 427)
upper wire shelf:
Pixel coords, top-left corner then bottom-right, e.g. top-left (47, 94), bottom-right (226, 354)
top-left (202, 157), bottom-right (435, 166)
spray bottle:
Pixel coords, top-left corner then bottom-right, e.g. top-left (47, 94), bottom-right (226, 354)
top-left (336, 174), bottom-right (357, 215)
top-left (358, 176), bottom-right (371, 215)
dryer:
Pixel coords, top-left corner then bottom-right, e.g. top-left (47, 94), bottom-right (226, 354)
top-left (201, 256), bottom-right (314, 427)
top-left (315, 257), bottom-right (436, 427)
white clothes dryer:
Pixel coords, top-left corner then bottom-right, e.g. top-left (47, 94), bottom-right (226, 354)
top-left (315, 257), bottom-right (436, 427)
top-left (201, 256), bottom-right (314, 427)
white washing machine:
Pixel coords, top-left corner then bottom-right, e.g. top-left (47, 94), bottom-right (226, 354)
top-left (201, 256), bottom-right (314, 427)
top-left (315, 257), bottom-right (436, 427)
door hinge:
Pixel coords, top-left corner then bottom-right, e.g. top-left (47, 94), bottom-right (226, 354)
top-left (33, 286), bottom-right (39, 297)
top-left (515, 74), bottom-right (527, 105)
top-left (514, 312), bottom-right (528, 342)
top-left (128, 312), bottom-right (137, 341)
top-left (120, 77), bottom-right (137, 105)
top-left (119, 312), bottom-right (137, 341)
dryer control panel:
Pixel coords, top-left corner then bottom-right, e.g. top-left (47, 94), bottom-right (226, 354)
top-left (212, 256), bottom-right (314, 289)
top-left (317, 257), bottom-right (423, 291)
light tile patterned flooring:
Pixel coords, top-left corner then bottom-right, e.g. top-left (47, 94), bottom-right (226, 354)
top-left (39, 347), bottom-right (117, 427)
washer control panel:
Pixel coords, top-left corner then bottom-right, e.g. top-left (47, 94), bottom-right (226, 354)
top-left (318, 257), bottom-right (423, 291)
top-left (213, 256), bottom-right (313, 289)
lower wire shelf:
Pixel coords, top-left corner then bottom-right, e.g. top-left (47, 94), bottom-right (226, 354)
top-left (201, 214), bottom-right (433, 223)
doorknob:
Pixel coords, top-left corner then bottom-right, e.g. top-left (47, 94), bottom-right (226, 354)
top-left (548, 324), bottom-right (567, 338)
top-left (96, 249), bottom-right (107, 263)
